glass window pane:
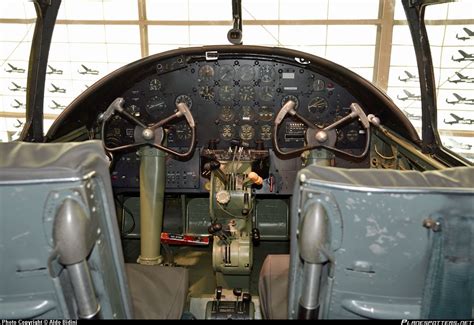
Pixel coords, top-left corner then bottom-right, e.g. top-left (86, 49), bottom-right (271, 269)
top-left (243, 0), bottom-right (279, 20)
top-left (189, 0), bottom-right (231, 21)
top-left (279, 0), bottom-right (328, 20)
top-left (189, 26), bottom-right (230, 45)
top-left (0, 0), bottom-right (36, 19)
top-left (279, 26), bottom-right (328, 45)
top-left (149, 26), bottom-right (190, 45)
top-left (243, 26), bottom-right (279, 45)
top-left (328, 0), bottom-right (379, 19)
top-left (147, 0), bottom-right (189, 20)
top-left (327, 25), bottom-right (377, 45)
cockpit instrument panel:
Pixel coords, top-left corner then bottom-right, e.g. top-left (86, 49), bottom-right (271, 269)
top-left (112, 58), bottom-right (366, 151)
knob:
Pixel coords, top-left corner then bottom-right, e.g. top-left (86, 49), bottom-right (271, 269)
top-left (242, 293), bottom-right (251, 303)
top-left (216, 286), bottom-right (223, 300)
top-left (233, 288), bottom-right (242, 298)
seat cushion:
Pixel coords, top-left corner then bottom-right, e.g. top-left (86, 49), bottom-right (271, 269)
top-left (258, 255), bottom-right (290, 319)
top-left (126, 263), bottom-right (189, 319)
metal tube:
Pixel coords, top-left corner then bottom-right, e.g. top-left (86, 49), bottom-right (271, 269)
top-left (137, 146), bottom-right (166, 265)
top-left (300, 263), bottom-right (322, 309)
top-left (67, 261), bottom-right (100, 319)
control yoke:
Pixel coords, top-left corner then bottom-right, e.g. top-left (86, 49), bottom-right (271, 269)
top-left (100, 97), bottom-right (196, 158)
top-left (273, 101), bottom-right (371, 159)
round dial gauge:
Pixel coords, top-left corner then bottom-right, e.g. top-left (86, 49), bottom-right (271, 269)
top-left (218, 64), bottom-right (235, 82)
top-left (259, 65), bottom-right (276, 83)
top-left (240, 106), bottom-right (255, 122)
top-left (146, 95), bottom-right (166, 117)
top-left (126, 104), bottom-right (141, 117)
top-left (313, 79), bottom-right (325, 92)
top-left (149, 78), bottom-right (161, 91)
top-left (175, 122), bottom-right (192, 140)
top-left (198, 65), bottom-right (215, 82)
top-left (238, 65), bottom-right (255, 82)
top-left (199, 85), bottom-right (215, 101)
top-left (219, 124), bottom-right (235, 141)
top-left (175, 94), bottom-right (193, 109)
top-left (239, 124), bottom-right (255, 141)
top-left (308, 97), bottom-right (328, 113)
top-left (259, 85), bottom-right (274, 102)
top-left (239, 85), bottom-right (255, 102)
top-left (260, 124), bottom-right (272, 141)
top-left (219, 85), bottom-right (235, 102)
top-left (219, 106), bottom-right (235, 122)
top-left (258, 106), bottom-right (274, 121)
top-left (281, 94), bottom-right (299, 110)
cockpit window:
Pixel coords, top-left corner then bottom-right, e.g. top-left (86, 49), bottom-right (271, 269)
top-left (0, 1), bottom-right (35, 142)
top-left (424, 1), bottom-right (474, 162)
top-left (387, 0), bottom-right (474, 162)
top-left (1, 0), bottom-right (471, 154)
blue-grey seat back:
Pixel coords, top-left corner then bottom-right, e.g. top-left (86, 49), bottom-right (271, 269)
top-left (0, 141), bottom-right (132, 319)
top-left (288, 165), bottom-right (473, 319)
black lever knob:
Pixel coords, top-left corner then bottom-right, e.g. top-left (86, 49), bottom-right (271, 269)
top-left (252, 228), bottom-right (261, 246)
top-left (216, 286), bottom-right (223, 301)
top-left (242, 292), bottom-right (251, 303)
top-left (233, 287), bottom-right (242, 299)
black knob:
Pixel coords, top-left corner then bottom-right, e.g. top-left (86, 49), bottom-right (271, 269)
top-left (233, 288), bottom-right (242, 298)
top-left (242, 293), bottom-right (251, 303)
top-left (216, 286), bottom-right (223, 300)
top-left (252, 228), bottom-right (261, 246)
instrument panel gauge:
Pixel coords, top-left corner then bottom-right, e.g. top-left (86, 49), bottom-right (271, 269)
top-left (240, 106), bottom-right (255, 122)
top-left (199, 85), bottom-right (215, 101)
top-left (126, 104), bottom-right (141, 117)
top-left (281, 94), bottom-right (299, 110)
top-left (198, 64), bottom-right (215, 82)
top-left (219, 124), bottom-right (235, 141)
top-left (258, 106), bottom-right (274, 121)
top-left (238, 65), bottom-right (255, 82)
top-left (175, 94), bottom-right (193, 109)
top-left (219, 85), bottom-right (235, 102)
top-left (312, 79), bottom-right (325, 92)
top-left (260, 124), bottom-right (272, 141)
top-left (239, 85), bottom-right (255, 102)
top-left (239, 124), bottom-right (255, 141)
top-left (259, 85), bottom-right (274, 102)
top-left (259, 65), bottom-right (276, 83)
top-left (146, 95), bottom-right (166, 117)
top-left (218, 64), bottom-right (235, 82)
top-left (175, 122), bottom-right (192, 140)
top-left (219, 106), bottom-right (235, 122)
top-left (149, 78), bottom-right (162, 91)
top-left (308, 97), bottom-right (328, 113)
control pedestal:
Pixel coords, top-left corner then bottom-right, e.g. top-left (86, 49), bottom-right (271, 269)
top-left (205, 287), bottom-right (255, 319)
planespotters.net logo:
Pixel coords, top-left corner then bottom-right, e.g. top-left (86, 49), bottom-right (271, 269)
top-left (402, 321), bottom-right (474, 325)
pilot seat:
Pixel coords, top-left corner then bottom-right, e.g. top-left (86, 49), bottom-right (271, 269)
top-left (0, 140), bottom-right (188, 319)
top-left (259, 164), bottom-right (473, 319)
